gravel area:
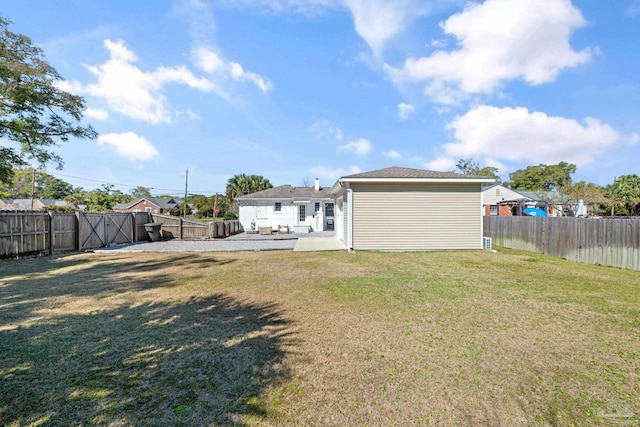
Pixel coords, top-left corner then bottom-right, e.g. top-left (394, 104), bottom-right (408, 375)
top-left (93, 239), bottom-right (297, 253)
top-left (91, 231), bottom-right (336, 253)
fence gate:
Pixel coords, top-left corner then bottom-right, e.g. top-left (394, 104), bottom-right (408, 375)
top-left (79, 212), bottom-right (134, 250)
top-left (105, 213), bottom-right (133, 245)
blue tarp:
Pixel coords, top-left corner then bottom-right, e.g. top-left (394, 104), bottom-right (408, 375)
top-left (523, 207), bottom-right (548, 217)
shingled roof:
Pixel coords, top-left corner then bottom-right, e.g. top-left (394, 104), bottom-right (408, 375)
top-left (236, 185), bottom-right (332, 200)
top-left (341, 166), bottom-right (488, 180)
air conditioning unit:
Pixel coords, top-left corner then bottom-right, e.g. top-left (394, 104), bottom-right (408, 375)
top-left (482, 236), bottom-right (492, 250)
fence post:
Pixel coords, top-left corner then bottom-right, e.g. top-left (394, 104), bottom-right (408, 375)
top-left (130, 212), bottom-right (136, 243)
top-left (180, 217), bottom-right (183, 240)
top-left (48, 211), bottom-right (53, 255)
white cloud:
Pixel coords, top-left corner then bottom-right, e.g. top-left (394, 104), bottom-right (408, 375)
top-left (628, 132), bottom-right (640, 145)
top-left (443, 105), bottom-right (620, 166)
top-left (229, 62), bottom-right (273, 92)
top-left (397, 102), bottom-right (415, 120)
top-left (192, 48), bottom-right (273, 93)
top-left (425, 156), bottom-right (456, 171)
top-left (193, 48), bottom-right (225, 73)
top-left (309, 165), bottom-right (361, 180)
top-left (176, 1), bottom-right (273, 94)
top-left (84, 107), bottom-right (109, 120)
top-left (339, 138), bottom-right (371, 155)
top-left (387, 0), bottom-right (593, 102)
top-left (344, 0), bottom-right (428, 56)
top-left (81, 39), bottom-right (214, 124)
top-left (98, 132), bottom-right (160, 161)
top-left (384, 149), bottom-right (402, 159)
top-left (310, 119), bottom-right (344, 140)
top-left (219, 0), bottom-right (342, 15)
top-left (218, 0), bottom-right (438, 56)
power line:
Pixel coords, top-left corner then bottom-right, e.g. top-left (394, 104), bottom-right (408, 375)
top-left (46, 171), bottom-right (225, 195)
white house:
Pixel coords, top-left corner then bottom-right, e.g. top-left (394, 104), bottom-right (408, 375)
top-left (237, 179), bottom-right (334, 233)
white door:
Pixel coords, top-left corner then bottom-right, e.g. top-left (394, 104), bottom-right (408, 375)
top-left (297, 204), bottom-right (307, 225)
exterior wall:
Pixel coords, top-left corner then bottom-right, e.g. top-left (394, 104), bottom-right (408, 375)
top-left (239, 199), bottom-right (332, 232)
top-left (351, 183), bottom-right (483, 251)
top-left (481, 185), bottom-right (526, 207)
top-left (483, 204), bottom-right (514, 216)
top-left (239, 201), bottom-right (294, 231)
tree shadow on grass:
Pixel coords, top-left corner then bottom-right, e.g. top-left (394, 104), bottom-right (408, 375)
top-left (0, 253), bottom-right (236, 325)
top-left (0, 255), bottom-right (294, 426)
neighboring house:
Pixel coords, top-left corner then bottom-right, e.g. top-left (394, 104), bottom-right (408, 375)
top-left (237, 179), bottom-right (334, 233)
top-left (113, 197), bottom-right (182, 214)
top-left (330, 166), bottom-right (495, 251)
top-left (482, 185), bottom-right (573, 217)
top-left (0, 198), bottom-right (75, 211)
top-left (482, 184), bottom-right (530, 216)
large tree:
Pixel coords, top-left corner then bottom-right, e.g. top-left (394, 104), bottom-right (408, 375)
top-left (0, 167), bottom-right (73, 199)
top-left (130, 186), bottom-right (152, 198)
top-left (0, 17), bottom-right (96, 183)
top-left (605, 174), bottom-right (640, 216)
top-left (506, 162), bottom-right (576, 191)
top-left (454, 158), bottom-right (500, 183)
top-left (85, 184), bottom-right (132, 212)
top-left (561, 181), bottom-right (609, 215)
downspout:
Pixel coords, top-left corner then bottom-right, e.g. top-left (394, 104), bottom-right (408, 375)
top-left (344, 182), bottom-right (354, 252)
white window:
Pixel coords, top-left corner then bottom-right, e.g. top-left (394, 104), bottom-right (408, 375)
top-left (145, 207), bottom-right (152, 213)
top-left (325, 203), bottom-right (334, 217)
top-left (315, 202), bottom-right (320, 212)
top-left (299, 205), bottom-right (306, 222)
top-left (274, 202), bottom-right (282, 212)
top-left (490, 204), bottom-right (498, 215)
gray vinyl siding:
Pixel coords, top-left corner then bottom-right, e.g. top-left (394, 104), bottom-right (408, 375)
top-left (351, 183), bottom-right (482, 251)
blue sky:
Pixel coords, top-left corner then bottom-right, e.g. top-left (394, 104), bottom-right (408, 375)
top-left (3, 0), bottom-right (639, 195)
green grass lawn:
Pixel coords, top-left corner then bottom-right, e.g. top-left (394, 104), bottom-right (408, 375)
top-left (0, 248), bottom-right (638, 426)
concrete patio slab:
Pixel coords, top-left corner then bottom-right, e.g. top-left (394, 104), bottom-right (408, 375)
top-left (293, 237), bottom-right (346, 252)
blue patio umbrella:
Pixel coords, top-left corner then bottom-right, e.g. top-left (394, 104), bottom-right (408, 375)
top-left (523, 207), bottom-right (547, 217)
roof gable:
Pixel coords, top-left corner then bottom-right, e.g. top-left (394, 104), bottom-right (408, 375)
top-left (119, 197), bottom-right (181, 209)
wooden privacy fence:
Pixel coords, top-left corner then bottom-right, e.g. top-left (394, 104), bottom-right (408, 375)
top-left (1, 211), bottom-right (149, 258)
top-left (484, 216), bottom-right (640, 271)
top-left (1, 211), bottom-right (243, 258)
top-left (149, 214), bottom-right (241, 239)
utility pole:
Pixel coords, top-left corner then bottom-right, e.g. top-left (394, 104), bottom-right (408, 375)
top-left (183, 168), bottom-right (188, 218)
top-left (30, 167), bottom-right (36, 211)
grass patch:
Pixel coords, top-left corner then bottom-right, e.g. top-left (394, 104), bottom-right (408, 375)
top-left (0, 248), bottom-right (638, 426)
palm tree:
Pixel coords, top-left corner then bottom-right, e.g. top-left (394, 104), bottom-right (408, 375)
top-left (225, 174), bottom-right (273, 202)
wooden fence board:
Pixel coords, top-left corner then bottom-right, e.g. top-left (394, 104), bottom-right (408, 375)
top-left (0, 212), bottom-right (50, 258)
top-left (484, 217), bottom-right (640, 271)
top-left (149, 214), bottom-right (241, 240)
top-left (52, 212), bottom-right (77, 253)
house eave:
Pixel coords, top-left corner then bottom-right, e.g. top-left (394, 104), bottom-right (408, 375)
top-left (341, 177), bottom-right (496, 184)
